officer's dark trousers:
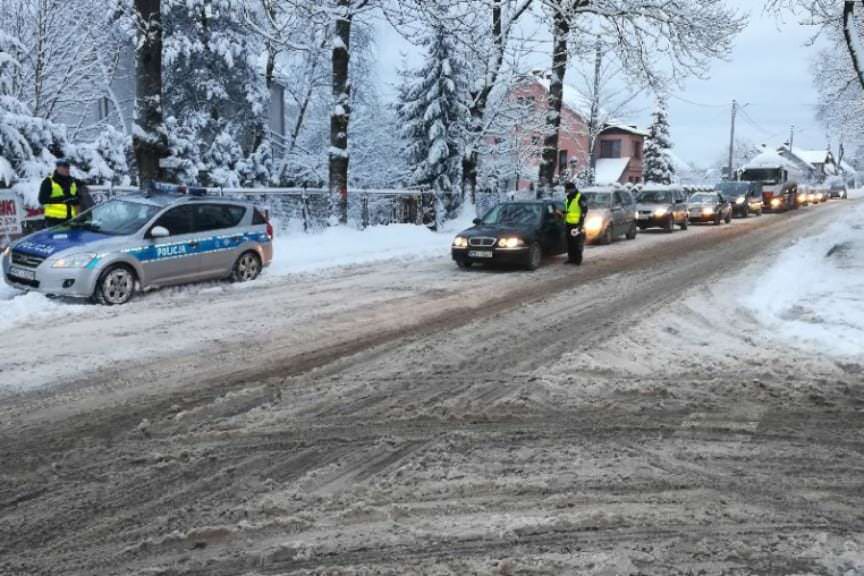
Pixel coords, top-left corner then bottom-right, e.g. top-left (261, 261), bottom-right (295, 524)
top-left (566, 224), bottom-right (584, 265)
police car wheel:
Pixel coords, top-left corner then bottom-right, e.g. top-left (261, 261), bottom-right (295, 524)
top-left (233, 251), bottom-right (262, 283)
top-left (96, 265), bottom-right (136, 306)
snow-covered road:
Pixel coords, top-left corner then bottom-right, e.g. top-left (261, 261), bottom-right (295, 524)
top-left (2, 198), bottom-right (864, 575)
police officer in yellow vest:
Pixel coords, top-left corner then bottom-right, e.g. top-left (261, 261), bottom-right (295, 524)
top-left (39, 159), bottom-right (83, 227)
top-left (564, 182), bottom-right (588, 265)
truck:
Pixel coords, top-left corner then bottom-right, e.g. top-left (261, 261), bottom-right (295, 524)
top-left (738, 150), bottom-right (800, 212)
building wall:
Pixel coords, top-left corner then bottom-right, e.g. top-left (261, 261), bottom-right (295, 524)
top-left (596, 129), bottom-right (644, 184)
top-left (506, 81), bottom-right (590, 191)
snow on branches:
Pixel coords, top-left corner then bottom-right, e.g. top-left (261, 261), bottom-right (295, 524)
top-left (397, 14), bottom-right (471, 224)
top-left (643, 95), bottom-right (675, 185)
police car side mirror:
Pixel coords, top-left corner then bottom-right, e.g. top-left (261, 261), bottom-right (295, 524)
top-left (150, 226), bottom-right (170, 239)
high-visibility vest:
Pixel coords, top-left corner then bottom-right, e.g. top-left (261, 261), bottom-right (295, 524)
top-left (565, 193), bottom-right (582, 225)
top-left (44, 178), bottom-right (78, 220)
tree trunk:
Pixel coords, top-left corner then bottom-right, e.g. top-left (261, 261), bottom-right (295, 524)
top-left (133, 0), bottom-right (168, 186)
top-left (329, 0), bottom-right (352, 225)
top-left (843, 1), bottom-right (864, 93)
top-left (537, 8), bottom-right (569, 196)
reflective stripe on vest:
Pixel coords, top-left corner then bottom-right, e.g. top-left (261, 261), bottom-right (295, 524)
top-left (44, 178), bottom-right (78, 220)
top-left (565, 193), bottom-right (582, 225)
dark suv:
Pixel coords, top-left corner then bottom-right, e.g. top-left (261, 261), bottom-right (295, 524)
top-left (451, 201), bottom-right (566, 270)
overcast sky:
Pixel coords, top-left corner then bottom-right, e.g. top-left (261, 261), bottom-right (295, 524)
top-left (373, 1), bottom-right (828, 168)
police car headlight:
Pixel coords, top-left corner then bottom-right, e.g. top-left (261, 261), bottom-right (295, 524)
top-left (52, 253), bottom-right (97, 269)
top-left (498, 237), bottom-right (523, 248)
top-left (735, 197), bottom-right (745, 205)
top-left (452, 236), bottom-right (468, 248)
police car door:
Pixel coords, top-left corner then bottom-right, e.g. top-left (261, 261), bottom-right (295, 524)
top-left (192, 203), bottom-right (247, 278)
top-left (142, 205), bottom-right (204, 286)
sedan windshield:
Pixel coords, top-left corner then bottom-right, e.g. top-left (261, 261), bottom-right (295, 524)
top-left (66, 200), bottom-right (161, 236)
top-left (689, 193), bottom-right (717, 204)
top-left (638, 191), bottom-right (673, 204)
top-left (582, 192), bottom-right (613, 209)
top-left (481, 204), bottom-right (542, 227)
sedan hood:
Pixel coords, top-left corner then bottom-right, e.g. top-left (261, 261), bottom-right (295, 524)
top-left (13, 227), bottom-right (118, 258)
top-left (636, 202), bottom-right (672, 211)
top-left (459, 224), bottom-right (535, 239)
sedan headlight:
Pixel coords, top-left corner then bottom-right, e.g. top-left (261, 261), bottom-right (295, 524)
top-left (770, 198), bottom-right (781, 208)
top-left (498, 237), bottom-right (524, 249)
top-left (585, 215), bottom-right (605, 235)
top-left (452, 236), bottom-right (468, 248)
top-left (51, 252), bottom-right (97, 269)
top-left (654, 207), bottom-right (669, 217)
top-left (735, 197), bottom-right (745, 205)
top-left (702, 206), bottom-right (715, 215)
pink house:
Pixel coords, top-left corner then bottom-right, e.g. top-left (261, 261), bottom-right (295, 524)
top-left (496, 73), bottom-right (645, 191)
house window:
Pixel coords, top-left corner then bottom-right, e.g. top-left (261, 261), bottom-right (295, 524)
top-left (558, 150), bottom-right (568, 174)
top-left (599, 139), bottom-right (622, 159)
top-left (633, 140), bottom-right (642, 160)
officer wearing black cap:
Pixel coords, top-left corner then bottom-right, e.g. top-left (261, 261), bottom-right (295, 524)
top-left (39, 159), bottom-right (89, 227)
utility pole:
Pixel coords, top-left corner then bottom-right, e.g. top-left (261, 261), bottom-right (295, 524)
top-left (727, 99), bottom-right (737, 180)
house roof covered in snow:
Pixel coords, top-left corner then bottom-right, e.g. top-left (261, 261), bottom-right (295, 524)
top-left (778, 146), bottom-right (834, 169)
top-left (840, 159), bottom-right (857, 174)
top-left (600, 123), bottom-right (649, 137)
top-left (595, 157), bottom-right (631, 185)
top-left (525, 73), bottom-right (645, 137)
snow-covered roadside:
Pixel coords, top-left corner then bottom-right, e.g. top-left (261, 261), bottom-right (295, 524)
top-left (0, 207), bottom-right (476, 331)
top-left (742, 194), bottom-right (864, 358)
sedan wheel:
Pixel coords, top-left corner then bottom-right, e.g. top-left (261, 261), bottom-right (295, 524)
top-left (97, 266), bottom-right (136, 306)
top-left (233, 251), bottom-right (262, 282)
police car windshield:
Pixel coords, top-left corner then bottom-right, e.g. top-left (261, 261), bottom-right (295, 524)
top-left (582, 192), bottom-right (612, 208)
top-left (481, 204), bottom-right (542, 227)
top-left (67, 200), bottom-right (161, 235)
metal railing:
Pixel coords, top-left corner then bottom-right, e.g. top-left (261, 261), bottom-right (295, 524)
top-left (88, 184), bottom-right (442, 231)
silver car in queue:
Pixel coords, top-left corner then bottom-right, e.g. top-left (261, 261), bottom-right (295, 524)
top-left (2, 193), bottom-right (273, 305)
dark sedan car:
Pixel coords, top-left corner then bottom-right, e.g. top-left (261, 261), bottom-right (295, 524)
top-left (717, 181), bottom-right (763, 217)
top-left (688, 191), bottom-right (732, 225)
top-left (451, 201), bottom-right (566, 270)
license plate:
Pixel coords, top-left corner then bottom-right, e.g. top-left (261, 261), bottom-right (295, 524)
top-left (9, 266), bottom-right (35, 281)
top-left (637, 214), bottom-right (649, 220)
top-left (468, 250), bottom-right (494, 259)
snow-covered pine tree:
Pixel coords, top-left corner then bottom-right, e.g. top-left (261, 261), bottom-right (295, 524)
top-left (163, 0), bottom-right (269, 186)
top-left (397, 20), bottom-right (470, 225)
top-left (643, 96), bottom-right (676, 185)
top-left (0, 30), bottom-right (65, 182)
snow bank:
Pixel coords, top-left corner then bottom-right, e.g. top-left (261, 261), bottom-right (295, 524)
top-left (743, 195), bottom-right (864, 357)
top-left (268, 207), bottom-right (475, 276)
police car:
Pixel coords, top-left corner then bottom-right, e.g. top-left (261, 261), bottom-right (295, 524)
top-left (2, 193), bottom-right (273, 305)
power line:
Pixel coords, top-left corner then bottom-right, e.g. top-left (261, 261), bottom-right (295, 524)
top-left (667, 93), bottom-right (731, 109)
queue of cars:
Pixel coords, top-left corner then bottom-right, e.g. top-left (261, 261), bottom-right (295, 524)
top-left (451, 179), bottom-right (846, 271)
